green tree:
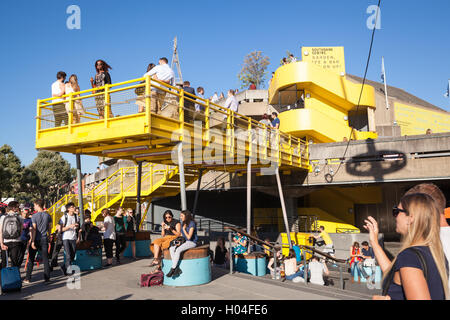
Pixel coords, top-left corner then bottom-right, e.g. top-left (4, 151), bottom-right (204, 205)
top-left (238, 51), bottom-right (270, 90)
top-left (27, 151), bottom-right (73, 202)
top-left (0, 144), bottom-right (23, 199)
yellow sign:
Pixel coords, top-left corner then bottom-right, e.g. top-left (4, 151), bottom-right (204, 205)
top-left (394, 102), bottom-right (450, 135)
top-left (301, 47), bottom-right (346, 75)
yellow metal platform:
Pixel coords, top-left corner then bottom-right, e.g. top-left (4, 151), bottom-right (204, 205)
top-left (36, 77), bottom-right (310, 172)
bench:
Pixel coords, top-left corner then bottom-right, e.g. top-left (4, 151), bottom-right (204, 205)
top-left (161, 244), bottom-right (211, 286)
top-left (233, 252), bottom-right (267, 277)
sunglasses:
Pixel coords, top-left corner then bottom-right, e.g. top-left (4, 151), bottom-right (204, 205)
top-left (165, 216), bottom-right (172, 219)
top-left (392, 206), bottom-right (408, 218)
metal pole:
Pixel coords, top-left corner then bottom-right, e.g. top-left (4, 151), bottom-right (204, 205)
top-left (76, 154), bottom-right (84, 228)
top-left (303, 250), bottom-right (308, 285)
top-left (192, 169), bottom-right (203, 219)
top-left (177, 142), bottom-right (187, 211)
top-left (246, 157), bottom-right (252, 253)
top-left (339, 264), bottom-right (344, 290)
top-left (275, 166), bottom-right (292, 249)
top-left (382, 57), bottom-right (389, 110)
top-left (228, 231), bottom-right (233, 274)
top-left (136, 162), bottom-right (142, 230)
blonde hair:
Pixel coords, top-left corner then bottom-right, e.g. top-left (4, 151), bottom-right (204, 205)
top-left (384, 193), bottom-right (449, 299)
top-left (69, 74), bottom-right (80, 92)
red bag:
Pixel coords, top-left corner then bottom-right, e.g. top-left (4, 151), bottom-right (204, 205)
top-left (140, 271), bottom-right (164, 287)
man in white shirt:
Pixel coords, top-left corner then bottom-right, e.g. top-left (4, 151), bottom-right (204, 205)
top-left (143, 57), bottom-right (175, 116)
top-left (59, 202), bottom-right (79, 275)
top-left (222, 89), bottom-right (239, 126)
top-left (51, 71), bottom-right (68, 127)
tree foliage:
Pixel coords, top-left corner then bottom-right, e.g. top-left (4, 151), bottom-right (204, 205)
top-left (27, 151), bottom-right (73, 201)
top-left (0, 145), bottom-right (23, 199)
top-left (238, 51), bottom-right (270, 90)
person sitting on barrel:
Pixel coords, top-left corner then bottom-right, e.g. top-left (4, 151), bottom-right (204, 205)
top-left (150, 210), bottom-right (181, 267)
top-left (232, 231), bottom-right (248, 255)
top-left (166, 210), bottom-right (198, 277)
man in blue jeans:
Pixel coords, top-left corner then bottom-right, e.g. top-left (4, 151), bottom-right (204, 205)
top-left (357, 241), bottom-right (376, 287)
top-left (59, 202), bottom-right (79, 276)
top-left (25, 199), bottom-right (52, 284)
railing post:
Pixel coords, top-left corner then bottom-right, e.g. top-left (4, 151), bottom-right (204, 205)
top-left (104, 84), bottom-right (110, 127)
top-left (339, 264), bottom-right (344, 290)
top-left (205, 99), bottom-right (210, 147)
top-left (105, 177), bottom-right (109, 205)
top-left (36, 99), bottom-right (41, 141)
top-left (120, 168), bottom-right (124, 195)
top-left (288, 135), bottom-right (292, 165)
top-left (179, 89), bottom-right (185, 138)
top-left (145, 75), bottom-right (151, 132)
top-left (228, 231), bottom-right (233, 274)
top-left (68, 92), bottom-right (74, 133)
top-left (226, 108), bottom-right (232, 154)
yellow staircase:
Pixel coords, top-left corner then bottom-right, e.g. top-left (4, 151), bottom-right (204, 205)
top-left (47, 163), bottom-right (200, 232)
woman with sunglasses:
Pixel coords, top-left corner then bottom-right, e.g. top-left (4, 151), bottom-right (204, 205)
top-left (124, 208), bottom-right (137, 260)
top-left (364, 193), bottom-right (449, 300)
top-left (149, 210), bottom-right (180, 267)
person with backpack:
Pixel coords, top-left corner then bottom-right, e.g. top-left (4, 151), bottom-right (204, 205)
top-left (59, 202), bottom-right (80, 276)
top-left (25, 199), bottom-right (52, 284)
top-left (101, 208), bottom-right (115, 267)
top-left (0, 201), bottom-right (24, 268)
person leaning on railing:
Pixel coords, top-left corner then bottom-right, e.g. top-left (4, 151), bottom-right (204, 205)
top-left (51, 71), bottom-right (68, 127)
top-left (149, 210), bottom-right (180, 267)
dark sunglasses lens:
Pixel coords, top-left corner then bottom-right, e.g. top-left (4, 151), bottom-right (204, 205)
top-left (392, 208), bottom-right (399, 217)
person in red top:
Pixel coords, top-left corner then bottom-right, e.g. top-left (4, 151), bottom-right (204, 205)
top-left (249, 82), bottom-right (256, 90)
top-left (349, 241), bottom-right (363, 283)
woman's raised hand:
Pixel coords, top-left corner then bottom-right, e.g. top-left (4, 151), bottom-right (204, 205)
top-left (363, 216), bottom-right (379, 245)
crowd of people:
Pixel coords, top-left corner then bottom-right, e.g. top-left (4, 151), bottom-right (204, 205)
top-left (0, 200), bottom-right (138, 286)
top-left (1, 181), bottom-right (448, 299)
top-left (49, 57), bottom-right (251, 129)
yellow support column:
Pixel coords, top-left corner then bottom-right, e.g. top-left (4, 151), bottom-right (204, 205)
top-left (205, 100), bottom-right (210, 147)
top-left (35, 99), bottom-right (41, 142)
top-left (104, 84), bottom-right (111, 128)
top-left (68, 93), bottom-right (74, 133)
top-left (145, 75), bottom-right (151, 133)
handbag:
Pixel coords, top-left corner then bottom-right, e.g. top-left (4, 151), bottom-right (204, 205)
top-left (170, 236), bottom-right (186, 248)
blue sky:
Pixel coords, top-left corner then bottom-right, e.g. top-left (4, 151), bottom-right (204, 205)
top-left (1, 0), bottom-right (449, 173)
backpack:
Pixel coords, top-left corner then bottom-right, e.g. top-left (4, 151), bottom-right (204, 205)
top-left (140, 271), bottom-right (164, 287)
top-left (2, 214), bottom-right (22, 240)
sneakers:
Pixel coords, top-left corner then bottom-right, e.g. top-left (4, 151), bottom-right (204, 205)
top-left (23, 279), bottom-right (30, 284)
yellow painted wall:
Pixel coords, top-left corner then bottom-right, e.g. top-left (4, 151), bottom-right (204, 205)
top-left (394, 102), bottom-right (450, 135)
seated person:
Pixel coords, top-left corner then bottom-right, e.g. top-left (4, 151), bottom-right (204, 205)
top-left (308, 255), bottom-right (330, 286)
top-left (262, 238), bottom-right (272, 257)
top-left (150, 210), bottom-right (181, 266)
top-left (291, 241), bottom-right (302, 264)
top-left (232, 232), bottom-right (248, 255)
top-left (310, 226), bottom-right (334, 256)
top-left (267, 250), bottom-right (283, 279)
top-left (283, 249), bottom-right (304, 282)
top-left (357, 241), bottom-right (376, 286)
top-left (349, 241), bottom-right (363, 283)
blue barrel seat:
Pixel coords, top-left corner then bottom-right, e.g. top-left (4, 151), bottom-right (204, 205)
top-left (233, 252), bottom-right (267, 277)
top-left (161, 244), bottom-right (211, 287)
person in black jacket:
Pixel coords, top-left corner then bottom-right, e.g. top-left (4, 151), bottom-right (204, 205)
top-left (182, 81), bottom-right (196, 123)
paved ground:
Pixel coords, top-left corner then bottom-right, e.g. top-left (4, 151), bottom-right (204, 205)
top-left (0, 256), bottom-right (380, 300)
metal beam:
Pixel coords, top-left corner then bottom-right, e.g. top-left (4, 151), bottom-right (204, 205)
top-left (247, 157), bottom-right (252, 253)
top-left (177, 142), bottom-right (187, 211)
top-left (275, 166), bottom-right (292, 249)
top-left (192, 169), bottom-right (204, 218)
top-left (136, 161), bottom-right (143, 230)
top-left (76, 154), bottom-right (84, 228)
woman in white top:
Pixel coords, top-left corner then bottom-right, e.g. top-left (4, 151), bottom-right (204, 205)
top-left (284, 249), bottom-right (304, 282)
top-left (101, 208), bottom-right (116, 266)
top-left (64, 74), bottom-right (85, 124)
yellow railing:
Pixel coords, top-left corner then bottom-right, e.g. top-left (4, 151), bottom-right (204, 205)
top-left (36, 76), bottom-right (309, 170)
top-left (46, 162), bottom-right (183, 231)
